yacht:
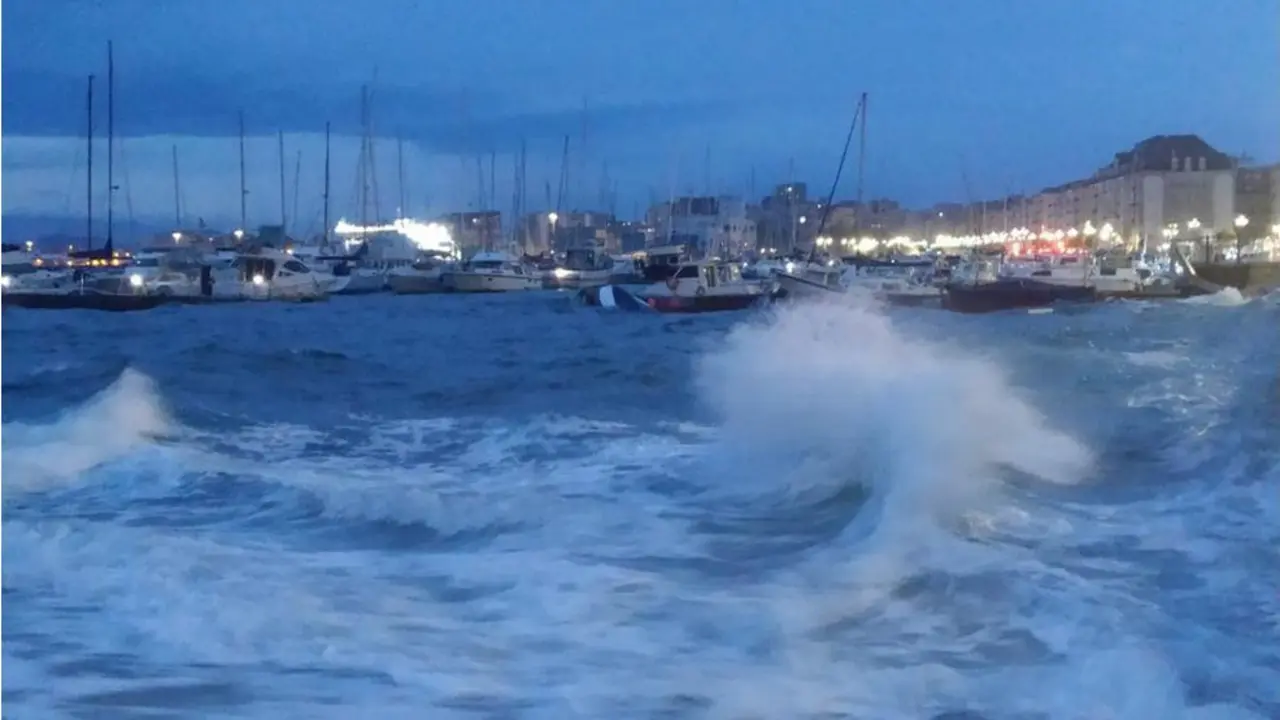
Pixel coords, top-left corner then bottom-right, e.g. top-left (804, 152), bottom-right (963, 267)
top-left (548, 245), bottom-right (614, 289)
top-left (228, 248), bottom-right (329, 301)
top-left (387, 251), bottom-right (454, 294)
top-left (444, 251), bottom-right (542, 293)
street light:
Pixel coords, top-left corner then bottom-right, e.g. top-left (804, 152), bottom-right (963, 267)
top-left (1234, 214), bottom-right (1249, 229)
top-left (1187, 218), bottom-right (1201, 231)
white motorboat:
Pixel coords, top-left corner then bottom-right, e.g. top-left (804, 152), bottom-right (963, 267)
top-left (444, 251), bottom-right (542, 293)
top-left (1001, 254), bottom-right (1146, 295)
top-left (842, 259), bottom-right (941, 306)
top-left (228, 248), bottom-right (329, 301)
top-left (774, 260), bottom-right (845, 299)
top-left (1, 245), bottom-right (74, 293)
top-left (617, 260), bottom-right (769, 313)
top-left (548, 245), bottom-right (614, 289)
top-left (388, 252), bottom-right (453, 294)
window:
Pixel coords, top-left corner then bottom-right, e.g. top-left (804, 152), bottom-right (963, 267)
top-left (283, 260), bottom-right (309, 273)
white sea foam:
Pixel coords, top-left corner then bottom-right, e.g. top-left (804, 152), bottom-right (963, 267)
top-left (2, 368), bottom-right (172, 495)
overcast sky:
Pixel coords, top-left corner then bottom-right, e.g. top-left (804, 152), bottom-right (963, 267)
top-left (4, 0), bottom-right (1277, 232)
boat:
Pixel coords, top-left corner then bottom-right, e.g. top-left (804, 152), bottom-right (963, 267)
top-left (444, 251), bottom-right (542, 293)
top-left (547, 245), bottom-right (614, 289)
top-left (942, 277), bottom-right (1097, 313)
top-left (229, 248), bottom-right (329, 301)
top-left (2, 287), bottom-right (169, 312)
top-left (843, 257), bottom-right (941, 306)
top-left (387, 251), bottom-right (453, 294)
top-left (774, 262), bottom-right (844, 300)
top-left (622, 260), bottom-right (771, 313)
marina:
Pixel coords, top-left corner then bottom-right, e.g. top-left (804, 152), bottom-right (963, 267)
top-left (4, 6), bottom-right (1279, 719)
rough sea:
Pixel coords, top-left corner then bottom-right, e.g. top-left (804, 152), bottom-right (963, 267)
top-left (2, 289), bottom-right (1277, 719)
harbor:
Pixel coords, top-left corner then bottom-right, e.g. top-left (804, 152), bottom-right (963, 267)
top-left (4, 6), bottom-right (1279, 719)
top-left (5, 47), bottom-right (1276, 316)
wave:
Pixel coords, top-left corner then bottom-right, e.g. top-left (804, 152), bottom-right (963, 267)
top-left (2, 368), bottom-right (172, 495)
top-left (1182, 286), bottom-right (1249, 307)
top-left (696, 297), bottom-right (1092, 551)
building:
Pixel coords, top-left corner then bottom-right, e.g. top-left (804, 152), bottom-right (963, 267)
top-left (610, 221), bottom-right (654, 253)
top-left (647, 195), bottom-right (756, 257)
top-left (922, 135), bottom-right (1240, 250)
top-left (440, 211), bottom-right (503, 257)
top-left (519, 211), bottom-right (613, 254)
top-left (753, 183), bottom-right (818, 253)
top-left (1235, 164), bottom-right (1280, 243)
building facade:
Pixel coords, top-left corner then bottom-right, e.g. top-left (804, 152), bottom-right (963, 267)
top-left (440, 211), bottom-right (503, 257)
top-left (647, 195), bottom-right (756, 257)
top-left (915, 135), bottom-right (1240, 249)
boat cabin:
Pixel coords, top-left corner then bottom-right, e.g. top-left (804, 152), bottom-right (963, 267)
top-left (665, 260), bottom-right (753, 296)
top-left (235, 252), bottom-right (315, 285)
top-left (634, 244), bottom-right (690, 283)
top-left (465, 251), bottom-right (531, 275)
top-left (561, 246), bottom-right (613, 271)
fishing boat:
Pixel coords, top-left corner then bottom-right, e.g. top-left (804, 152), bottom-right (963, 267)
top-left (603, 260), bottom-right (770, 314)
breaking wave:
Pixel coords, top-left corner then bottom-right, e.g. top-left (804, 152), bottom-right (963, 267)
top-left (2, 292), bottom-right (1275, 718)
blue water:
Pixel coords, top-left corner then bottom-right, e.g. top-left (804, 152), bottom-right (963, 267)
top-left (3, 291), bottom-right (1278, 719)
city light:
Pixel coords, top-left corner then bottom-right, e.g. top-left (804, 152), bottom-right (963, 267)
top-left (333, 217), bottom-right (456, 254)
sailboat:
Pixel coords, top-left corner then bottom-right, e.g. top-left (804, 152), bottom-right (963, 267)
top-left (3, 42), bottom-right (168, 311)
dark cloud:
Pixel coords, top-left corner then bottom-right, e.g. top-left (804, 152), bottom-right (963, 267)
top-left (2, 68), bottom-right (731, 155)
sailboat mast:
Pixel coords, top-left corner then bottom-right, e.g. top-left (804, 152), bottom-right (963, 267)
top-left (277, 130), bottom-right (287, 230)
top-left (359, 85), bottom-right (369, 231)
top-left (106, 41), bottom-right (114, 252)
top-left (396, 136), bottom-right (405, 219)
top-left (856, 92), bottom-right (867, 209)
top-left (86, 74), bottom-right (94, 250)
top-left (238, 110), bottom-right (247, 232)
top-left (292, 149), bottom-right (301, 234)
top-left (171, 144), bottom-right (181, 228)
top-left (323, 121), bottom-right (331, 246)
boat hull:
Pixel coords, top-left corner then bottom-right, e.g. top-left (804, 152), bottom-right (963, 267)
top-left (446, 272), bottom-right (542, 293)
top-left (387, 273), bottom-right (446, 294)
top-left (775, 272), bottom-right (839, 300)
top-left (879, 290), bottom-right (943, 307)
top-left (546, 268), bottom-right (613, 290)
top-left (1, 291), bottom-right (170, 312)
top-left (637, 290), bottom-right (767, 314)
top-left (942, 279), bottom-right (1097, 314)
top-left (332, 271), bottom-right (386, 295)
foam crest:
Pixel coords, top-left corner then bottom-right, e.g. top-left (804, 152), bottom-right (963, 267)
top-left (696, 298), bottom-right (1092, 553)
top-left (1182, 286), bottom-right (1248, 306)
top-left (2, 368), bottom-right (172, 494)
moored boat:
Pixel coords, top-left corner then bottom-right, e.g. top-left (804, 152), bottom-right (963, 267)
top-left (444, 251), bottom-right (542, 293)
top-left (942, 277), bottom-right (1097, 313)
top-left (601, 259), bottom-right (771, 314)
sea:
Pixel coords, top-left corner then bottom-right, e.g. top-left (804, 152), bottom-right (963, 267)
top-left (2, 289), bottom-right (1277, 719)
